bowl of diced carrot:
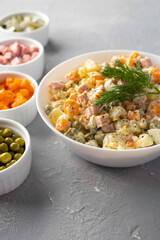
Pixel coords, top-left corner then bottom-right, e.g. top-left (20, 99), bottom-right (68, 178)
top-left (0, 71), bottom-right (38, 126)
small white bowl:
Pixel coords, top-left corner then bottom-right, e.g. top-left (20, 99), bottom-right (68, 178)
top-left (0, 11), bottom-right (49, 46)
top-left (0, 71), bottom-right (38, 126)
top-left (37, 50), bottom-right (160, 168)
top-left (0, 37), bottom-right (44, 81)
top-left (0, 118), bottom-right (31, 196)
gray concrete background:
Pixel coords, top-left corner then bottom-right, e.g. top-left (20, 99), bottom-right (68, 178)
top-left (1, 0), bottom-right (160, 239)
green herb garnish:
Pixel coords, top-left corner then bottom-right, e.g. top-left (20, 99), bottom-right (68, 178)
top-left (93, 61), bottom-right (160, 106)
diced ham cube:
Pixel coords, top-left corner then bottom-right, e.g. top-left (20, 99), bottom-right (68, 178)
top-left (4, 51), bottom-right (13, 60)
top-left (22, 54), bottom-right (31, 63)
top-left (0, 45), bottom-right (9, 55)
top-left (49, 81), bottom-right (65, 91)
top-left (0, 56), bottom-right (4, 64)
top-left (21, 44), bottom-right (30, 55)
top-left (140, 57), bottom-right (152, 68)
top-left (77, 84), bottom-right (91, 93)
top-left (89, 105), bottom-right (102, 115)
top-left (11, 57), bottom-right (22, 65)
top-left (88, 85), bottom-right (104, 103)
top-left (9, 41), bottom-right (22, 56)
top-left (84, 105), bottom-right (102, 119)
top-left (31, 51), bottom-right (39, 60)
top-left (101, 123), bottom-right (115, 133)
top-left (0, 55), bottom-right (10, 65)
top-left (133, 95), bottom-right (147, 110)
top-left (95, 114), bottom-right (110, 128)
top-left (84, 108), bottom-right (92, 119)
top-left (77, 92), bottom-right (88, 104)
top-left (29, 45), bottom-right (39, 53)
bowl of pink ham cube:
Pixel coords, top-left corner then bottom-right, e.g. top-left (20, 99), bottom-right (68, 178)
top-left (0, 37), bottom-right (44, 80)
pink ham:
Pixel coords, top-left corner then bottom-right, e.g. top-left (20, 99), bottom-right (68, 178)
top-left (4, 51), bottom-right (13, 60)
top-left (88, 85), bottom-right (104, 103)
top-left (133, 95), bottom-right (147, 110)
top-left (11, 57), bottom-right (22, 65)
top-left (140, 57), bottom-right (152, 68)
top-left (84, 105), bottom-right (102, 119)
top-left (21, 44), bottom-right (30, 55)
top-left (84, 108), bottom-right (92, 119)
top-left (0, 56), bottom-right (9, 65)
top-left (31, 51), bottom-right (39, 60)
top-left (49, 81), bottom-right (65, 91)
top-left (101, 123), bottom-right (115, 133)
top-left (95, 114), bottom-right (110, 128)
top-left (0, 45), bottom-right (8, 55)
top-left (29, 45), bottom-right (39, 53)
top-left (22, 54), bottom-right (31, 63)
top-left (77, 84), bottom-right (91, 93)
top-left (77, 92), bottom-right (88, 104)
top-left (9, 42), bottom-right (22, 56)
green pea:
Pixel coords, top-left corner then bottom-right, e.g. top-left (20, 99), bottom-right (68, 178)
top-left (10, 143), bottom-right (19, 152)
top-left (14, 153), bottom-right (22, 160)
top-left (5, 137), bottom-right (13, 145)
top-left (0, 129), bottom-right (3, 136)
top-left (0, 136), bottom-right (4, 143)
top-left (0, 152), bottom-right (12, 164)
top-left (9, 151), bottom-right (14, 158)
top-left (12, 134), bottom-right (20, 141)
top-left (0, 166), bottom-right (6, 171)
top-left (0, 143), bottom-right (8, 152)
top-left (2, 128), bottom-right (12, 138)
top-left (15, 138), bottom-right (25, 147)
top-left (17, 147), bottom-right (25, 154)
top-left (6, 160), bottom-right (16, 168)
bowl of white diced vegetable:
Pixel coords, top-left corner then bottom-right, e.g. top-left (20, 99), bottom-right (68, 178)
top-left (0, 11), bottom-right (49, 46)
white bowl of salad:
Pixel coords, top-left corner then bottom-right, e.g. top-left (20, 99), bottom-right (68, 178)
top-left (37, 50), bottom-right (160, 167)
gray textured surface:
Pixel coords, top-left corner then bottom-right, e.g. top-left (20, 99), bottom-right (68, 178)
top-left (1, 0), bottom-right (160, 239)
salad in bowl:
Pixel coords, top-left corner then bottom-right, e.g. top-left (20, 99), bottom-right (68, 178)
top-left (37, 50), bottom-right (160, 167)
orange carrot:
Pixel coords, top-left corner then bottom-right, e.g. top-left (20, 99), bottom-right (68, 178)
top-left (128, 52), bottom-right (139, 67)
top-left (151, 68), bottom-right (160, 83)
top-left (64, 99), bottom-right (79, 116)
top-left (56, 117), bottom-right (70, 132)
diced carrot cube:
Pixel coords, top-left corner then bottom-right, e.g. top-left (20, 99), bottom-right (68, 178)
top-left (0, 84), bottom-right (5, 90)
top-left (8, 78), bottom-right (22, 91)
top-left (20, 79), bottom-right (34, 93)
top-left (19, 89), bottom-right (30, 98)
top-left (151, 68), bottom-right (160, 83)
top-left (0, 89), bottom-right (5, 101)
top-left (6, 77), bottom-right (15, 87)
top-left (11, 95), bottom-right (27, 108)
top-left (128, 52), bottom-right (139, 67)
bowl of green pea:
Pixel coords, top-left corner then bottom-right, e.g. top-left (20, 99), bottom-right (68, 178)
top-left (0, 118), bottom-right (31, 195)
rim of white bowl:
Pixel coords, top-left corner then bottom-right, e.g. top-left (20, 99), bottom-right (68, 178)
top-left (0, 118), bottom-right (31, 175)
top-left (0, 37), bottom-right (44, 67)
top-left (0, 71), bottom-right (38, 112)
top-left (0, 11), bottom-right (49, 33)
top-left (37, 49), bottom-right (160, 153)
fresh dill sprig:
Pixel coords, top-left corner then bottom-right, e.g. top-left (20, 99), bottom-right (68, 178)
top-left (93, 60), bottom-right (160, 106)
